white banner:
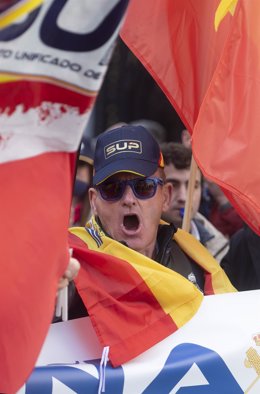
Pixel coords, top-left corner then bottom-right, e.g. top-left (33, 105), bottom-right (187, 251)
top-left (17, 290), bottom-right (260, 393)
top-left (0, 0), bottom-right (128, 163)
top-left (0, 1), bottom-right (123, 90)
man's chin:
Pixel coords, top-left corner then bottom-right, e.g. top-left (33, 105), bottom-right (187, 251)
top-left (165, 216), bottom-right (182, 227)
top-left (123, 239), bottom-right (143, 254)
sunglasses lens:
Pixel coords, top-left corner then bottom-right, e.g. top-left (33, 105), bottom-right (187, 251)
top-left (98, 178), bottom-right (162, 201)
top-left (99, 181), bottom-right (124, 200)
top-left (134, 179), bottom-right (156, 198)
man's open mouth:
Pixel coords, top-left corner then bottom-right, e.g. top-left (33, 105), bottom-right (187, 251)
top-left (123, 214), bottom-right (140, 231)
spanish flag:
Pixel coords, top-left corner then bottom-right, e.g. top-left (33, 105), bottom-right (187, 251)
top-left (69, 219), bottom-right (235, 367)
top-left (121, 0), bottom-right (260, 235)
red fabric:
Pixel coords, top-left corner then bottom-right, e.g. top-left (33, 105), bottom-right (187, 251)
top-left (0, 80), bottom-right (92, 115)
top-left (69, 233), bottom-right (177, 367)
top-left (121, 0), bottom-right (260, 235)
top-left (193, 0), bottom-right (260, 235)
top-left (0, 152), bottom-right (74, 393)
top-left (210, 203), bottom-right (244, 238)
top-left (121, 0), bottom-right (232, 132)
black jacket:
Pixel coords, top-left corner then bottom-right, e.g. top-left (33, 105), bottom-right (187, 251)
top-left (221, 225), bottom-right (260, 291)
top-left (156, 224), bottom-right (204, 291)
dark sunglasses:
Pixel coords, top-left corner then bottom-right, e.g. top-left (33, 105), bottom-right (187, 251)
top-left (96, 177), bottom-right (164, 201)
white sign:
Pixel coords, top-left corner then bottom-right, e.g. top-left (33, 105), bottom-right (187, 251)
top-left (17, 290), bottom-right (260, 393)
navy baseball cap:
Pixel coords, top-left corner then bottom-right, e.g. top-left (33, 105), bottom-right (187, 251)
top-left (93, 125), bottom-right (164, 185)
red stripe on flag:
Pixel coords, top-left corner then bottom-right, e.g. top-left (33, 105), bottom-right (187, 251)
top-left (0, 80), bottom-right (92, 115)
top-left (204, 273), bottom-right (215, 296)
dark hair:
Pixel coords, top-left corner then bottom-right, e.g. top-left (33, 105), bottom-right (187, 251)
top-left (160, 142), bottom-right (192, 169)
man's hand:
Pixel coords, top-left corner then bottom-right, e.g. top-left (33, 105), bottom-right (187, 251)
top-left (57, 256), bottom-right (80, 292)
top-left (55, 254), bottom-right (80, 321)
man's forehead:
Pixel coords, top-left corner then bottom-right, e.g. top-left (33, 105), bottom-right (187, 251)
top-left (164, 164), bottom-right (201, 182)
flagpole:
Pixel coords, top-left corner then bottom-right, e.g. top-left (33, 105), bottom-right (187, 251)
top-left (182, 155), bottom-right (198, 232)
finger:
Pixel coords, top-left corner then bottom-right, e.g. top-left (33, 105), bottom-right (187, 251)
top-left (64, 257), bottom-right (80, 281)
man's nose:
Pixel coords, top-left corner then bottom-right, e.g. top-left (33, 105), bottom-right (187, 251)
top-left (178, 184), bottom-right (187, 202)
top-left (121, 185), bottom-right (136, 205)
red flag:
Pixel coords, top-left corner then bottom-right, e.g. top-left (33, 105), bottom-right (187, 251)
top-left (193, 0), bottom-right (260, 235)
top-left (0, 1), bottom-right (129, 392)
top-left (0, 152), bottom-right (74, 393)
top-left (121, 0), bottom-right (260, 235)
top-left (121, 0), bottom-right (232, 131)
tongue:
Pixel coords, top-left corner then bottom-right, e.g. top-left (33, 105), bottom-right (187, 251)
top-left (123, 215), bottom-right (139, 230)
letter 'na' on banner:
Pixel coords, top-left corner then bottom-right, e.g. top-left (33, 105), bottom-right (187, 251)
top-left (121, 0), bottom-right (260, 236)
top-left (0, 1), bottom-right (129, 392)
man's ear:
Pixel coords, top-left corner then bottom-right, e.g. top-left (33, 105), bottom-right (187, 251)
top-left (88, 187), bottom-right (98, 215)
top-left (162, 182), bottom-right (173, 213)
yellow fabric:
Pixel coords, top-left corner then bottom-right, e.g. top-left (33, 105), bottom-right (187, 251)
top-left (215, 0), bottom-right (238, 30)
top-left (174, 228), bottom-right (236, 293)
top-left (0, 0), bottom-right (44, 29)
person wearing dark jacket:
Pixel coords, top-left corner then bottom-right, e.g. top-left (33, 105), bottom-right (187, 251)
top-left (160, 142), bottom-right (229, 262)
top-left (221, 224), bottom-right (260, 291)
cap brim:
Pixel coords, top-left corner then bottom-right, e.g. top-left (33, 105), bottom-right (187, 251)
top-left (93, 159), bottom-right (158, 185)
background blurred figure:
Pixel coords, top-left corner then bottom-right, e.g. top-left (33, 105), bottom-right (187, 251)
top-left (181, 128), bottom-right (191, 148)
top-left (105, 121), bottom-right (127, 131)
top-left (70, 136), bottom-right (94, 226)
top-left (205, 181), bottom-right (244, 238)
top-left (221, 224), bottom-right (260, 291)
top-left (130, 119), bottom-right (167, 144)
top-left (161, 142), bottom-right (229, 262)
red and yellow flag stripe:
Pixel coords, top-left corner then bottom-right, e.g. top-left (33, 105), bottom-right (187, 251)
top-left (0, 0), bottom-right (44, 30)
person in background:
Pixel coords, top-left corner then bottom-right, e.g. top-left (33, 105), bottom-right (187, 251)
top-left (221, 224), bottom-right (260, 291)
top-left (181, 128), bottom-right (192, 148)
top-left (205, 181), bottom-right (244, 238)
top-left (161, 142), bottom-right (229, 262)
top-left (130, 118), bottom-right (167, 144)
top-left (70, 136), bottom-right (94, 226)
